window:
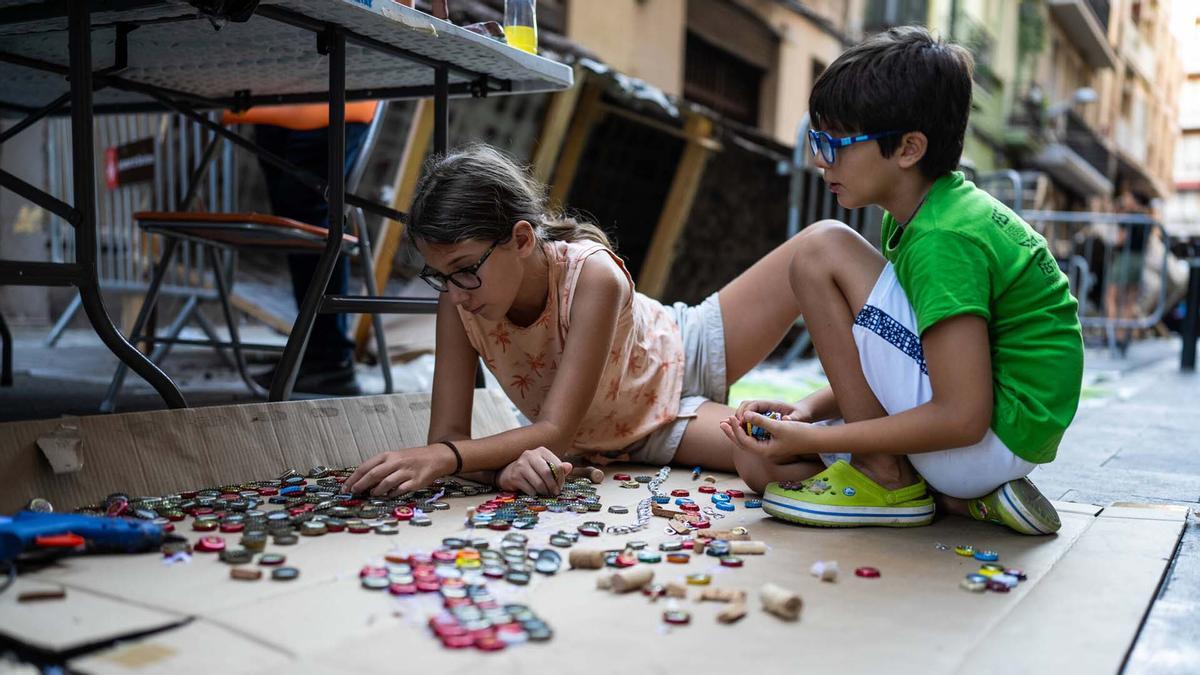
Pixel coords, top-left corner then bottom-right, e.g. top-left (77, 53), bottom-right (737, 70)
top-left (864, 0), bottom-right (928, 34)
top-left (684, 32), bottom-right (764, 126)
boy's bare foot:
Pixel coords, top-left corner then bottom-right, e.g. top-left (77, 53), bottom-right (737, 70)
top-left (935, 493), bottom-right (970, 517)
top-left (849, 454), bottom-right (919, 490)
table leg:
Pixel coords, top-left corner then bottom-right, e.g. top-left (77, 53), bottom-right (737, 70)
top-left (269, 25), bottom-right (347, 401)
top-left (68, 1), bottom-right (185, 409)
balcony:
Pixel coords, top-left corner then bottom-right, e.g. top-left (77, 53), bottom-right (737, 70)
top-left (1032, 144), bottom-right (1114, 197)
top-left (1032, 109), bottom-right (1115, 197)
top-left (1047, 0), bottom-right (1119, 69)
top-left (1120, 26), bottom-right (1156, 83)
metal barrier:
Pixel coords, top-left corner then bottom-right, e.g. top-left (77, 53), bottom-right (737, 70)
top-left (43, 113), bottom-right (235, 346)
top-left (976, 170), bottom-right (1025, 213)
top-left (1023, 210), bottom-right (1171, 350)
top-left (784, 114), bottom-right (884, 245)
top-left (778, 114), bottom-right (884, 364)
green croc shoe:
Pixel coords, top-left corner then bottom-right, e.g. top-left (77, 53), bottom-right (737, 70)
top-left (762, 460), bottom-right (935, 527)
top-left (967, 477), bottom-right (1061, 535)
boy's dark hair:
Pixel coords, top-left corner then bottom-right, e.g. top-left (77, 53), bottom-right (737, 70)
top-left (809, 25), bottom-right (974, 179)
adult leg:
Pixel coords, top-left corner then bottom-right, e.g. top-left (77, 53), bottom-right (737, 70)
top-left (256, 124), bottom-right (368, 367)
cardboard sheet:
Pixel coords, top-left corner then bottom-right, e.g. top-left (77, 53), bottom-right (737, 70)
top-left (68, 619), bottom-right (292, 675)
top-left (0, 578), bottom-right (187, 653)
top-left (0, 394), bottom-right (1183, 673)
top-left (38, 477), bottom-right (1189, 674)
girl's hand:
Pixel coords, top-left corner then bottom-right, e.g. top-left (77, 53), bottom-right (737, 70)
top-left (496, 447), bottom-right (574, 496)
top-left (734, 399), bottom-right (814, 424)
top-left (343, 445), bottom-right (456, 497)
top-left (719, 411), bottom-right (814, 464)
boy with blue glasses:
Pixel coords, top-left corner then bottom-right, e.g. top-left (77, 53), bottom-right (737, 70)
top-left (720, 26), bottom-right (1083, 535)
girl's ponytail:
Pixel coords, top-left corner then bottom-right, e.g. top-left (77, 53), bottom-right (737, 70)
top-left (536, 213), bottom-right (613, 249)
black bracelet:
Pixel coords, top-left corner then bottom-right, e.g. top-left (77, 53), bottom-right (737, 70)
top-left (439, 440), bottom-right (463, 475)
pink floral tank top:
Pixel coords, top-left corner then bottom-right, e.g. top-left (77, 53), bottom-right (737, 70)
top-left (457, 241), bottom-right (684, 455)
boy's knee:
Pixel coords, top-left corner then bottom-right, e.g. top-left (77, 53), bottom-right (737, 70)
top-left (788, 220), bottom-right (853, 292)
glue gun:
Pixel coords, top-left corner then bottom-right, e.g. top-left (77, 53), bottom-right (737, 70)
top-left (0, 511), bottom-right (164, 563)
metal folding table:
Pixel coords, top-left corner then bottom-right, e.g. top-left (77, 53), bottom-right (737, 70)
top-left (0, 0), bottom-right (573, 405)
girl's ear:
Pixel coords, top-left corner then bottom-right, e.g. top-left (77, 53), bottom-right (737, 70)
top-left (512, 220), bottom-right (538, 257)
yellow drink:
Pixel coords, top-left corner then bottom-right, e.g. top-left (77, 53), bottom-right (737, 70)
top-left (504, 24), bottom-right (537, 54)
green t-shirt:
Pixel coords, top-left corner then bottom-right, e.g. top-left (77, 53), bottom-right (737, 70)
top-left (881, 171), bottom-right (1083, 464)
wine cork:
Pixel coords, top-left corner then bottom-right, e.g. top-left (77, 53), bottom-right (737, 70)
top-left (718, 601), bottom-right (748, 624)
top-left (569, 465), bottom-right (604, 484)
top-left (810, 560), bottom-right (838, 582)
top-left (610, 566), bottom-right (654, 593)
top-left (699, 587), bottom-right (747, 603)
top-left (664, 582), bottom-right (688, 599)
top-left (702, 529), bottom-right (752, 541)
top-left (728, 541), bottom-right (767, 555)
top-left (595, 573), bottom-right (614, 590)
top-left (760, 583), bottom-right (802, 621)
top-left (569, 549), bottom-right (606, 569)
top-left (230, 567), bottom-right (262, 581)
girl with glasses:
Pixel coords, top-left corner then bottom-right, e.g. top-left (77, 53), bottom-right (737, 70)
top-left (344, 144), bottom-right (822, 498)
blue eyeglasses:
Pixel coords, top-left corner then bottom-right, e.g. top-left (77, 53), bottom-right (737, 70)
top-left (808, 130), bottom-right (902, 165)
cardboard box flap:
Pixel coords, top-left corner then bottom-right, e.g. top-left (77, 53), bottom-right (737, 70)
top-left (0, 390), bottom-right (518, 512)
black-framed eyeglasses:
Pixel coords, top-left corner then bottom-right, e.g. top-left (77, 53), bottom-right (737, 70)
top-left (808, 129), bottom-right (901, 165)
top-left (418, 238), bottom-right (506, 292)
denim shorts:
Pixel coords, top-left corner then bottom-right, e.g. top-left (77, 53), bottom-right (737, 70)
top-left (619, 292), bottom-right (728, 465)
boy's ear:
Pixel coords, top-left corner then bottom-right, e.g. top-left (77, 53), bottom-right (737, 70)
top-left (512, 220), bottom-right (537, 257)
top-left (896, 131), bottom-right (928, 170)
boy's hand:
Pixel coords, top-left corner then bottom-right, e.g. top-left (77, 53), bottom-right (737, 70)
top-left (734, 399), bottom-right (814, 424)
top-left (719, 411), bottom-right (814, 464)
top-left (496, 447), bottom-right (574, 496)
top-left (343, 445), bottom-right (456, 497)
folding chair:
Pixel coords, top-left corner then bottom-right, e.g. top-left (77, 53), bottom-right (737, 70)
top-left (102, 104), bottom-right (394, 410)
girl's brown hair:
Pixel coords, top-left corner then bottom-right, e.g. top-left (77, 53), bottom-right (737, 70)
top-left (407, 144), bottom-right (612, 249)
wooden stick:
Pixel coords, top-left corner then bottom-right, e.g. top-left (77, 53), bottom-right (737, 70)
top-left (548, 79), bottom-right (603, 205)
top-left (531, 65), bottom-right (585, 183)
top-left (17, 589), bottom-right (66, 602)
top-left (760, 583), bottom-right (802, 621)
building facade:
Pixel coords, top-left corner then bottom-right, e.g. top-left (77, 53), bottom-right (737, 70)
top-left (563, 0), bottom-right (865, 147)
top-left (557, 0), bottom-right (1183, 212)
top-left (1165, 3), bottom-right (1199, 234)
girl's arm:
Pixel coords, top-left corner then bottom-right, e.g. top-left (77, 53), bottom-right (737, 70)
top-left (730, 314), bottom-right (993, 460)
top-left (344, 254), bottom-right (628, 496)
top-left (428, 291), bottom-right (494, 484)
